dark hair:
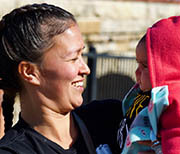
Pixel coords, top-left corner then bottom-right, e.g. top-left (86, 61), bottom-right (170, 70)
top-left (139, 34), bottom-right (146, 44)
top-left (0, 3), bottom-right (76, 132)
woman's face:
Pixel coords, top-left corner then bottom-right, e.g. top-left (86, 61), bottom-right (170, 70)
top-left (38, 24), bottom-right (90, 114)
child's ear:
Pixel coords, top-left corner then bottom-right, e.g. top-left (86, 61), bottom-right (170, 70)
top-left (18, 61), bottom-right (40, 85)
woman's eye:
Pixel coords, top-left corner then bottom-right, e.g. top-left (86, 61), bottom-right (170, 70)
top-left (72, 57), bottom-right (78, 61)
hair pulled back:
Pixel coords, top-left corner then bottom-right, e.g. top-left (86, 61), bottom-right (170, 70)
top-left (0, 3), bottom-right (76, 132)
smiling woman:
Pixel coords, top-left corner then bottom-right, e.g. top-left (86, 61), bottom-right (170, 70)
top-left (0, 3), bottom-right (89, 152)
top-left (0, 3), bottom-right (122, 154)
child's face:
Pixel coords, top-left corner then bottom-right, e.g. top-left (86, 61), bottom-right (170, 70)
top-left (135, 40), bottom-right (152, 92)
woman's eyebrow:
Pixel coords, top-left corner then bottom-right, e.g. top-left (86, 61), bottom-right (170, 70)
top-left (65, 46), bottom-right (85, 58)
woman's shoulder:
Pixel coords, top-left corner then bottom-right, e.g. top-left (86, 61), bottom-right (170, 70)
top-left (0, 119), bottom-right (60, 154)
top-left (0, 118), bottom-right (43, 153)
top-left (0, 125), bottom-right (24, 153)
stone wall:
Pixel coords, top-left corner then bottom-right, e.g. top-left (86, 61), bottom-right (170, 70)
top-left (1, 0), bottom-right (180, 123)
top-left (1, 0), bottom-right (180, 56)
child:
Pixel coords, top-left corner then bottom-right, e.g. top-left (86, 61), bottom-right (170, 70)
top-left (117, 35), bottom-right (155, 154)
top-left (118, 16), bottom-right (180, 154)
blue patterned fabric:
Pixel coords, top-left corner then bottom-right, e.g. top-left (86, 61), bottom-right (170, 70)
top-left (121, 84), bottom-right (169, 154)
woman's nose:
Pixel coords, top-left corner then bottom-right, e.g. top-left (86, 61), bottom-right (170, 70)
top-left (79, 57), bottom-right (90, 75)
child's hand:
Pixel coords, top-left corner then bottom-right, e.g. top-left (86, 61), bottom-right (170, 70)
top-left (137, 141), bottom-right (155, 154)
top-left (137, 140), bottom-right (153, 146)
top-left (138, 152), bottom-right (155, 154)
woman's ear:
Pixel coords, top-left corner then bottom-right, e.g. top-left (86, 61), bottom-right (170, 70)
top-left (18, 61), bottom-right (40, 85)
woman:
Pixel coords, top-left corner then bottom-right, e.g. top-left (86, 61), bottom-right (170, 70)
top-left (0, 3), bottom-right (122, 154)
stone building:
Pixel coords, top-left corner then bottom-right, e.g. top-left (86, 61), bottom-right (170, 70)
top-left (1, 0), bottom-right (180, 56)
top-left (1, 0), bottom-right (180, 122)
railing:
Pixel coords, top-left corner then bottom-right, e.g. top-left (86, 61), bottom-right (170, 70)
top-left (83, 45), bottom-right (137, 104)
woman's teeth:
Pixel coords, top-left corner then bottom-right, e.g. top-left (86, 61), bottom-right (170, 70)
top-left (73, 81), bottom-right (83, 87)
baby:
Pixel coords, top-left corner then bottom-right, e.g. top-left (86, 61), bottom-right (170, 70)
top-left (118, 16), bottom-right (180, 154)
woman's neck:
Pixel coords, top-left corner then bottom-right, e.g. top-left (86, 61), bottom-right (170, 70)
top-left (20, 92), bottom-right (78, 149)
top-left (35, 112), bottom-right (78, 149)
top-left (22, 108), bottom-right (78, 149)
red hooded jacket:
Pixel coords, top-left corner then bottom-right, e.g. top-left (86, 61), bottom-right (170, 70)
top-left (146, 16), bottom-right (180, 154)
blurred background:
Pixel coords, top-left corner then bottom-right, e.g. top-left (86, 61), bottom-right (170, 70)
top-left (0, 0), bottom-right (180, 107)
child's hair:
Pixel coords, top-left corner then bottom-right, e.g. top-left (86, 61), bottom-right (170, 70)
top-left (0, 3), bottom-right (77, 132)
top-left (138, 34), bottom-right (146, 45)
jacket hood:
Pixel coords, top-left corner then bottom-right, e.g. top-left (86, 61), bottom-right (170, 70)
top-left (146, 16), bottom-right (180, 154)
top-left (146, 16), bottom-right (180, 88)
